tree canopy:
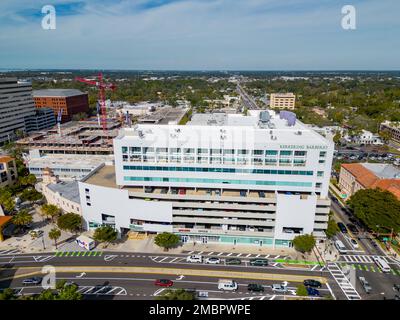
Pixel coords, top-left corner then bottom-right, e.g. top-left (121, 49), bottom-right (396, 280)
top-left (57, 213), bottom-right (82, 233)
top-left (292, 234), bottom-right (316, 254)
top-left (348, 188), bottom-right (400, 233)
top-left (93, 225), bottom-right (117, 243)
top-left (154, 232), bottom-right (180, 250)
top-left (12, 210), bottom-right (33, 227)
top-left (156, 289), bottom-right (196, 300)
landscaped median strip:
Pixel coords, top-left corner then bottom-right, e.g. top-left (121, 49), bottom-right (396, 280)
top-left (275, 259), bottom-right (323, 266)
top-left (0, 266), bottom-right (327, 284)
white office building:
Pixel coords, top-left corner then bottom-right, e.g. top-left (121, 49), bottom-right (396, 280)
top-left (79, 110), bottom-right (333, 248)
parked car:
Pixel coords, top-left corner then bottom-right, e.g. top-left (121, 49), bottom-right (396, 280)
top-left (272, 284), bottom-right (287, 292)
top-left (393, 284), bottom-right (400, 292)
top-left (144, 186), bottom-right (153, 193)
top-left (303, 279), bottom-right (322, 288)
top-left (205, 257), bottom-right (221, 264)
top-left (249, 259), bottom-right (268, 266)
top-left (160, 188), bottom-right (168, 194)
top-left (359, 277), bottom-right (372, 294)
top-left (347, 224), bottom-right (359, 234)
top-left (239, 190), bottom-right (247, 197)
top-left (337, 222), bottom-right (348, 233)
top-left (178, 188), bottom-right (186, 195)
top-left (258, 191), bottom-right (265, 198)
top-left (171, 188), bottom-right (178, 194)
top-left (218, 279), bottom-right (238, 291)
top-left (350, 238), bottom-right (359, 249)
top-left (225, 258), bottom-right (242, 265)
top-left (247, 284), bottom-right (264, 292)
top-left (306, 287), bottom-right (320, 296)
top-left (22, 277), bottom-right (42, 286)
top-left (186, 255), bottom-right (203, 263)
top-left (215, 189), bottom-right (221, 196)
top-left (154, 279), bottom-right (174, 287)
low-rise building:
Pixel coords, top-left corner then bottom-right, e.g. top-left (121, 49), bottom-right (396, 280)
top-left (26, 150), bottom-right (112, 181)
top-left (269, 93), bottom-right (296, 110)
top-left (0, 156), bottom-right (18, 188)
top-left (380, 121), bottom-right (400, 143)
top-left (33, 89), bottom-right (89, 123)
top-left (41, 169), bottom-right (82, 215)
top-left (339, 163), bottom-right (400, 200)
top-left (352, 130), bottom-right (383, 145)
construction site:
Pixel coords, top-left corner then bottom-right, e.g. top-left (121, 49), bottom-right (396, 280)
top-left (17, 119), bottom-right (121, 155)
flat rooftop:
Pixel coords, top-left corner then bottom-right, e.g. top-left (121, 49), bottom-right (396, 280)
top-left (47, 181), bottom-right (81, 204)
top-left (361, 163), bottom-right (400, 179)
top-left (33, 89), bottom-right (86, 98)
top-left (138, 106), bottom-right (188, 125)
top-left (118, 110), bottom-right (330, 147)
top-left (83, 165), bottom-right (117, 188)
top-left (28, 154), bottom-right (113, 168)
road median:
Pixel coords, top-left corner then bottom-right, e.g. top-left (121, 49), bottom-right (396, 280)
top-left (1, 266), bottom-right (327, 283)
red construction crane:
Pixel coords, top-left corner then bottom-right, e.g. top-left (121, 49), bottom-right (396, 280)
top-left (75, 73), bottom-right (116, 135)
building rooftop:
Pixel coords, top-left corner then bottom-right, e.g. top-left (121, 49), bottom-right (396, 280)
top-left (47, 181), bottom-right (81, 204)
top-left (28, 154), bottom-right (113, 168)
top-left (83, 165), bottom-right (117, 189)
top-left (0, 156), bottom-right (14, 163)
top-left (361, 163), bottom-right (400, 179)
top-left (33, 89), bottom-right (86, 98)
top-left (341, 163), bottom-right (400, 199)
top-left (117, 110), bottom-right (330, 147)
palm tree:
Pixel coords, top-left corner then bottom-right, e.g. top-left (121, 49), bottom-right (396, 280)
top-left (48, 228), bottom-right (61, 249)
top-left (40, 204), bottom-right (61, 223)
top-left (12, 210), bottom-right (33, 227)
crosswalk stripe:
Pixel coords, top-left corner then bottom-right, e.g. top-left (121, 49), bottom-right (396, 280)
top-left (264, 255), bottom-right (270, 258)
top-left (207, 252), bottom-right (214, 256)
top-left (217, 252), bottom-right (224, 256)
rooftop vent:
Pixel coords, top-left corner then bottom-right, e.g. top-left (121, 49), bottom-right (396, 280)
top-left (279, 111), bottom-right (296, 126)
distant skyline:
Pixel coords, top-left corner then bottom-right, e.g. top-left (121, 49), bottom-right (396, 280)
top-left (1, 0), bottom-right (399, 70)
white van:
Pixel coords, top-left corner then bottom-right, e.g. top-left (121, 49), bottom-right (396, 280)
top-left (373, 257), bottom-right (391, 273)
top-left (186, 255), bottom-right (203, 263)
top-left (334, 240), bottom-right (347, 254)
top-left (76, 235), bottom-right (96, 251)
top-left (218, 279), bottom-right (238, 291)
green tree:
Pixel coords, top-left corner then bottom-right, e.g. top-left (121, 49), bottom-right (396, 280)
top-left (296, 284), bottom-right (308, 297)
top-left (19, 174), bottom-right (37, 187)
top-left (36, 289), bottom-right (56, 300)
top-left (12, 210), bottom-right (33, 227)
top-left (57, 213), bottom-right (82, 233)
top-left (93, 225), bottom-right (117, 244)
top-left (348, 188), bottom-right (400, 233)
top-left (0, 288), bottom-right (17, 300)
top-left (57, 284), bottom-right (82, 300)
top-left (48, 228), bottom-right (61, 249)
top-left (154, 232), bottom-right (180, 251)
top-left (19, 188), bottom-right (43, 202)
top-left (333, 132), bottom-right (342, 144)
top-left (40, 204), bottom-right (61, 222)
top-left (326, 213), bottom-right (340, 239)
top-left (292, 234), bottom-right (316, 254)
top-left (156, 289), bottom-right (196, 300)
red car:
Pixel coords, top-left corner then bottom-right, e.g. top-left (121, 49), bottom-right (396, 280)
top-left (178, 188), bottom-right (186, 195)
top-left (155, 279), bottom-right (174, 287)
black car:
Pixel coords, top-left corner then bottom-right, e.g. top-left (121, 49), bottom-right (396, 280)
top-left (303, 279), bottom-right (322, 288)
top-left (249, 259), bottom-right (268, 266)
top-left (337, 222), bottom-right (348, 233)
top-left (225, 258), bottom-right (242, 265)
top-left (258, 191), bottom-right (265, 198)
top-left (247, 284), bottom-right (264, 292)
top-left (239, 190), bottom-right (247, 197)
top-left (22, 277), bottom-right (43, 286)
top-left (346, 223), bottom-right (359, 234)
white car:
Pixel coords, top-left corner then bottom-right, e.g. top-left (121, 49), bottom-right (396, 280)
top-left (186, 255), bottom-right (203, 263)
top-left (271, 284), bottom-right (287, 292)
top-left (350, 238), bottom-right (359, 249)
top-left (205, 257), bottom-right (221, 264)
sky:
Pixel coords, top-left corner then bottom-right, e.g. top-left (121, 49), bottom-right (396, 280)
top-left (0, 0), bottom-right (399, 70)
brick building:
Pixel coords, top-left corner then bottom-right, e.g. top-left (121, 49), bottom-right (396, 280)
top-left (33, 89), bottom-right (89, 123)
